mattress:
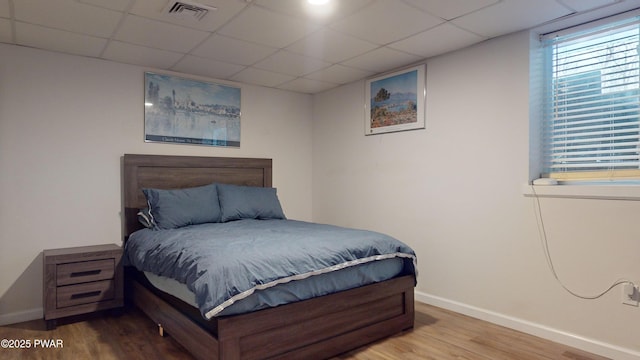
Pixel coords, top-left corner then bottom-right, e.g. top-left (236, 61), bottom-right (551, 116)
top-left (125, 219), bottom-right (417, 319)
top-left (143, 256), bottom-right (405, 317)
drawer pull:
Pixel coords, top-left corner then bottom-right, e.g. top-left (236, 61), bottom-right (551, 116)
top-left (70, 291), bottom-right (101, 300)
top-left (70, 270), bottom-right (101, 278)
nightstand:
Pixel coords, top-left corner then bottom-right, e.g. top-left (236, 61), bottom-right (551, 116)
top-left (43, 244), bottom-right (123, 330)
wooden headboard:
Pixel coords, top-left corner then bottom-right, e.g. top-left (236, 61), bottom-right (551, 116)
top-left (122, 154), bottom-right (272, 238)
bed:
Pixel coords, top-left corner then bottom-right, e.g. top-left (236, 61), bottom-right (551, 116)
top-left (122, 154), bottom-right (416, 360)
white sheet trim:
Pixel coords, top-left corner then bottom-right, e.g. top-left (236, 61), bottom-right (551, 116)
top-left (204, 252), bottom-right (417, 319)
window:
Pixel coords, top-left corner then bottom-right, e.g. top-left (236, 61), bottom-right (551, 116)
top-left (541, 14), bottom-right (640, 181)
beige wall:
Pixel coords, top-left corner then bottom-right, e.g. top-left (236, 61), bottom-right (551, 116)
top-left (312, 31), bottom-right (640, 359)
top-left (0, 43), bottom-right (313, 323)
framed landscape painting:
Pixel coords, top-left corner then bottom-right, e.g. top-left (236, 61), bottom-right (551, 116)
top-left (365, 64), bottom-right (426, 135)
top-left (144, 72), bottom-right (241, 147)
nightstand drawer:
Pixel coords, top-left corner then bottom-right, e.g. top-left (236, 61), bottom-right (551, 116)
top-left (57, 259), bottom-right (115, 286)
top-left (56, 280), bottom-right (115, 308)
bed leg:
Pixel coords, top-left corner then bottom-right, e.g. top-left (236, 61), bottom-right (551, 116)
top-left (158, 324), bottom-right (166, 337)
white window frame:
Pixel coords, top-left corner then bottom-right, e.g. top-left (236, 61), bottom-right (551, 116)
top-left (541, 13), bottom-right (640, 182)
top-left (528, 10), bottom-right (640, 200)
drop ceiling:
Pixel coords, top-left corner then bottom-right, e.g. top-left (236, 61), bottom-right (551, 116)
top-left (1, 0), bottom-right (639, 94)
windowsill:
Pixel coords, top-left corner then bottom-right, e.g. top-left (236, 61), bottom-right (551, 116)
top-left (522, 183), bottom-right (640, 201)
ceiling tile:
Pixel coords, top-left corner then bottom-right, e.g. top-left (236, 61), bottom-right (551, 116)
top-left (304, 64), bottom-right (374, 84)
top-left (129, 0), bottom-right (247, 32)
top-left (114, 15), bottom-right (210, 53)
top-left (402, 0), bottom-right (500, 20)
top-left (0, 0), bottom-right (10, 18)
top-left (0, 18), bottom-right (12, 43)
top-left (102, 40), bottom-right (184, 69)
top-left (342, 47), bottom-right (423, 73)
top-left (192, 34), bottom-right (277, 66)
top-left (388, 23), bottom-right (485, 58)
top-left (2, 0), bottom-right (634, 95)
top-left (13, 0), bottom-right (122, 38)
top-left (172, 55), bottom-right (246, 80)
top-left (77, 0), bottom-right (132, 12)
top-left (330, 1), bottom-right (443, 45)
top-left (230, 67), bottom-right (295, 87)
top-left (15, 22), bottom-right (107, 57)
top-left (277, 77), bottom-right (336, 94)
top-left (285, 28), bottom-right (378, 63)
top-left (218, 6), bottom-right (319, 48)
top-left (452, 0), bottom-right (573, 38)
top-left (559, 0), bottom-right (618, 12)
top-left (253, 50), bottom-right (331, 77)
top-left (254, 0), bottom-right (373, 24)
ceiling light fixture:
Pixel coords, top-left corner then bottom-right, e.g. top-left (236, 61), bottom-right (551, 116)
top-left (308, 0), bottom-right (330, 5)
top-left (304, 0), bottom-right (333, 18)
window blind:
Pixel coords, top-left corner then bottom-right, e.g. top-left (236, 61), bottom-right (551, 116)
top-left (541, 15), bottom-right (640, 181)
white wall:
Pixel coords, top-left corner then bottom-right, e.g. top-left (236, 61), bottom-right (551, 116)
top-left (312, 31), bottom-right (640, 359)
top-left (3, 30), bottom-right (640, 359)
top-left (0, 43), bottom-right (313, 323)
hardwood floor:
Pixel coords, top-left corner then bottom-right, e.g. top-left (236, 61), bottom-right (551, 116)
top-left (0, 302), bottom-right (609, 360)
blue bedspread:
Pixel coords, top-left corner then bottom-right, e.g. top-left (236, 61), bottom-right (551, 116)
top-left (124, 219), bottom-right (417, 319)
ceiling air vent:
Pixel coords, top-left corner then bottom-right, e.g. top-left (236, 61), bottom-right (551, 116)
top-left (163, 1), bottom-right (216, 22)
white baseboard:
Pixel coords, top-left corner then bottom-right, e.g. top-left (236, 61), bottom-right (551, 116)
top-left (415, 291), bottom-right (640, 360)
top-left (0, 308), bottom-right (42, 326)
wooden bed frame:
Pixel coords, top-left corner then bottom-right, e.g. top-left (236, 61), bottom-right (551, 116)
top-left (122, 154), bottom-right (415, 360)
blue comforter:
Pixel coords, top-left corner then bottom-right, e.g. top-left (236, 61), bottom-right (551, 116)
top-left (124, 219), bottom-right (417, 319)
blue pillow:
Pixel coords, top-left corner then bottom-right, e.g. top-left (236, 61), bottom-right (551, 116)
top-left (143, 183), bottom-right (221, 229)
top-left (137, 208), bottom-right (155, 228)
top-left (217, 184), bottom-right (286, 222)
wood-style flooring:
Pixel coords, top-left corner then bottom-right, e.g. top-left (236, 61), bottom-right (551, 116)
top-left (0, 302), bottom-right (610, 360)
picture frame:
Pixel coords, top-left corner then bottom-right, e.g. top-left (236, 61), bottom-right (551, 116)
top-left (144, 72), bottom-right (241, 147)
top-left (365, 64), bottom-right (426, 135)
